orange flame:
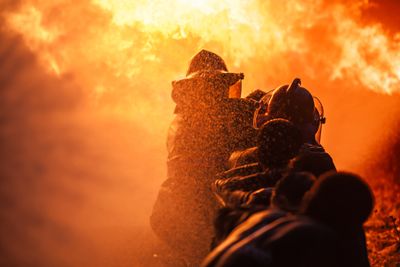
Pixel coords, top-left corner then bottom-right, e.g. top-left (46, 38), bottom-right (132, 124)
top-left (4, 0), bottom-right (400, 131)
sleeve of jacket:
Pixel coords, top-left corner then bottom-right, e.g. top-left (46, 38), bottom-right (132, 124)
top-left (213, 173), bottom-right (270, 207)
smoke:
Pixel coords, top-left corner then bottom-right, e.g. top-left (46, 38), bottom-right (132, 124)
top-left (1, 0), bottom-right (400, 266)
top-left (0, 11), bottom-right (165, 267)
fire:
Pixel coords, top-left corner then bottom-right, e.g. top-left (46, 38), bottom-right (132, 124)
top-left (332, 9), bottom-right (400, 94)
top-left (5, 1), bottom-right (400, 101)
top-left (92, 0), bottom-right (272, 62)
top-left (3, 0), bottom-right (400, 131)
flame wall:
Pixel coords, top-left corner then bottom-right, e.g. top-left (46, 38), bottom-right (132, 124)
top-left (0, 0), bottom-right (399, 266)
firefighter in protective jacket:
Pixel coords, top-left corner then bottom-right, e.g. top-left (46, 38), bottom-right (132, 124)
top-left (151, 50), bottom-right (257, 265)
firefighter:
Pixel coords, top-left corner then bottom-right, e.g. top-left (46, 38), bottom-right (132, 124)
top-left (213, 119), bottom-right (303, 208)
top-left (207, 171), bottom-right (316, 256)
top-left (210, 172), bottom-right (373, 267)
top-left (227, 78), bottom-right (335, 177)
top-left (150, 50), bottom-right (257, 265)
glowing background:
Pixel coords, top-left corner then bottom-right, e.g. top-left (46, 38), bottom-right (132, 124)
top-left (0, 0), bottom-right (399, 266)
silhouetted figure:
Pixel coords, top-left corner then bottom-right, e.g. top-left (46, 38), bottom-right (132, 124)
top-left (228, 78), bottom-right (335, 176)
top-left (150, 50), bottom-right (257, 265)
top-left (289, 146), bottom-right (337, 177)
top-left (300, 171), bottom-right (373, 267)
top-left (204, 172), bottom-right (316, 266)
top-left (211, 172), bottom-right (373, 267)
top-left (213, 119), bottom-right (303, 207)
